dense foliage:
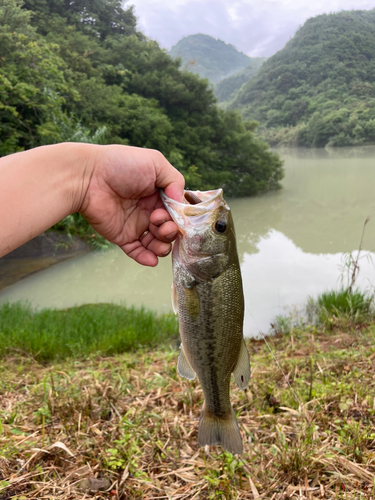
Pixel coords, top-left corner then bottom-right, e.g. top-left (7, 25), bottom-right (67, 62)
top-left (169, 33), bottom-right (251, 84)
top-left (0, 0), bottom-right (283, 197)
top-left (215, 58), bottom-right (266, 105)
top-left (229, 9), bottom-right (375, 147)
top-left (0, 0), bottom-right (69, 154)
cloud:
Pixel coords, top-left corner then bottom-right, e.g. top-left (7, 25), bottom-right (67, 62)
top-left (129, 0), bottom-right (375, 57)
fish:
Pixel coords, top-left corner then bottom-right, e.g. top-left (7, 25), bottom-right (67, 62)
top-left (160, 188), bottom-right (250, 455)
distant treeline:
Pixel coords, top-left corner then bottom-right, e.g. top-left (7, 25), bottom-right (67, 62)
top-left (228, 9), bottom-right (375, 147)
top-left (0, 0), bottom-right (283, 197)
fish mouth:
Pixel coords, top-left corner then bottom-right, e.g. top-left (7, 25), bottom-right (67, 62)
top-left (160, 189), bottom-right (227, 232)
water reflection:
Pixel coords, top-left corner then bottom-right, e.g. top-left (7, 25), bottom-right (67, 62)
top-left (242, 230), bottom-right (375, 335)
top-left (231, 149), bottom-right (375, 257)
top-left (1, 147), bottom-right (375, 336)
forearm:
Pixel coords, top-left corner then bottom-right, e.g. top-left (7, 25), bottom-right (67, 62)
top-left (0, 143), bottom-right (97, 258)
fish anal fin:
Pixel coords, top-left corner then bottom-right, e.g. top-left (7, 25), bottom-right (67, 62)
top-left (233, 339), bottom-right (251, 390)
top-left (177, 346), bottom-right (196, 380)
top-left (198, 407), bottom-right (243, 455)
top-left (171, 282), bottom-right (178, 315)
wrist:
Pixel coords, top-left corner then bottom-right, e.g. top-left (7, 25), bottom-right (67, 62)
top-left (61, 142), bottom-right (101, 214)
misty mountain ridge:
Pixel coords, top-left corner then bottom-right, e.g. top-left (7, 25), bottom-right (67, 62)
top-left (169, 34), bottom-right (255, 84)
top-left (228, 9), bottom-right (375, 148)
top-left (214, 58), bottom-right (266, 105)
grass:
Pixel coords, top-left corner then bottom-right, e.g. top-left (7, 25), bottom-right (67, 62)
top-left (317, 288), bottom-right (373, 315)
top-left (0, 302), bottom-right (179, 362)
top-left (306, 288), bottom-right (374, 328)
top-left (271, 288), bottom-right (375, 335)
top-left (1, 303), bottom-right (375, 498)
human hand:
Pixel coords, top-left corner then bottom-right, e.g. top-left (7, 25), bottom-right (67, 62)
top-left (79, 145), bottom-right (185, 267)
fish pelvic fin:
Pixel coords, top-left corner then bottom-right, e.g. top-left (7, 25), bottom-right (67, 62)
top-left (198, 407), bottom-right (243, 455)
top-left (177, 346), bottom-right (196, 380)
top-left (233, 339), bottom-right (251, 390)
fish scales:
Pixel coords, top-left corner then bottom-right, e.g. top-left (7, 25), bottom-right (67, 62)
top-left (176, 263), bottom-right (244, 417)
top-left (161, 188), bottom-right (251, 455)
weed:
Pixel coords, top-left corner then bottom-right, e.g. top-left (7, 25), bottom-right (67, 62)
top-left (306, 218), bottom-right (375, 327)
top-left (308, 288), bottom-right (373, 326)
top-left (271, 314), bottom-right (293, 334)
top-left (340, 217), bottom-right (371, 294)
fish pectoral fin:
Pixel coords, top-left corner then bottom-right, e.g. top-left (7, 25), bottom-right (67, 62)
top-left (171, 282), bottom-right (178, 315)
top-left (233, 339), bottom-right (251, 390)
top-left (177, 346), bottom-right (196, 380)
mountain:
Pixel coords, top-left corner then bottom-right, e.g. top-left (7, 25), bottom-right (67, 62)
top-left (229, 10), bottom-right (375, 147)
top-left (169, 34), bottom-right (251, 84)
top-left (214, 58), bottom-right (266, 105)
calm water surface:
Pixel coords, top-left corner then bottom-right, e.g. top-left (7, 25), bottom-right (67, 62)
top-left (1, 147), bottom-right (375, 336)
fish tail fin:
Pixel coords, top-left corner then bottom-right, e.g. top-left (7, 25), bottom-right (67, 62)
top-left (198, 406), bottom-right (243, 455)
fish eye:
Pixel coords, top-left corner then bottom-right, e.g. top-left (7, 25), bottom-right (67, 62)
top-left (214, 220), bottom-right (227, 233)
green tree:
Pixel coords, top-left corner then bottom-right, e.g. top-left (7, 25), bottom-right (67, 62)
top-left (0, 0), bottom-right (72, 154)
top-left (5, 0), bottom-right (284, 197)
top-left (22, 0), bottom-right (139, 39)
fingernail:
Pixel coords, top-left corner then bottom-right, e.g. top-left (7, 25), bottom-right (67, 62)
top-left (165, 231), bottom-right (177, 241)
top-left (162, 248), bottom-right (172, 256)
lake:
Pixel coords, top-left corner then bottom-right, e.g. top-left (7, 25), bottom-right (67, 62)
top-left (1, 146), bottom-right (375, 336)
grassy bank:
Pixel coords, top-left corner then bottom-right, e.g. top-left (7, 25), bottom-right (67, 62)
top-left (0, 303), bottom-right (179, 362)
top-left (1, 304), bottom-right (375, 498)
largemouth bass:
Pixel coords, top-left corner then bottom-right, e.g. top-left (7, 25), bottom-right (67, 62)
top-left (161, 188), bottom-right (250, 455)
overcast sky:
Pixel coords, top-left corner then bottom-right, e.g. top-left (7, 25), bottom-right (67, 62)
top-left (128, 0), bottom-right (375, 57)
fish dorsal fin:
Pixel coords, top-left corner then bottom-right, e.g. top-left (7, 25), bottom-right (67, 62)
top-left (233, 339), bottom-right (251, 390)
top-left (177, 346), bottom-right (196, 380)
top-left (171, 282), bottom-right (178, 315)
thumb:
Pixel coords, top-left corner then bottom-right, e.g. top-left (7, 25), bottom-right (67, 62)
top-left (154, 152), bottom-right (185, 202)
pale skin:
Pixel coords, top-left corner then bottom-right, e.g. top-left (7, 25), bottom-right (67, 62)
top-left (0, 143), bottom-right (185, 266)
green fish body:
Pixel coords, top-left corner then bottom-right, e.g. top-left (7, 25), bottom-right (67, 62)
top-left (161, 189), bottom-right (250, 455)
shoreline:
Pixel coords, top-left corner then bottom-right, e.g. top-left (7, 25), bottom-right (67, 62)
top-left (0, 232), bottom-right (90, 291)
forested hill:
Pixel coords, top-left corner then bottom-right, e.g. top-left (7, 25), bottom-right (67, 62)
top-left (229, 9), bottom-right (375, 147)
top-left (215, 58), bottom-right (266, 105)
top-left (0, 0), bottom-right (283, 198)
top-left (169, 34), bottom-right (252, 84)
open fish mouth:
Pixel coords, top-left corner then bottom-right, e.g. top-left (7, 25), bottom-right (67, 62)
top-left (160, 189), bottom-right (228, 232)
